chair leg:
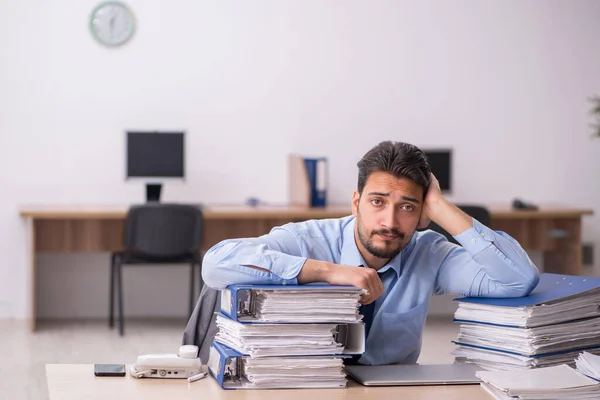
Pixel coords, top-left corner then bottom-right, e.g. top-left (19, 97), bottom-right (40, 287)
top-left (109, 254), bottom-right (115, 328)
top-left (116, 256), bottom-right (125, 336)
top-left (189, 262), bottom-right (195, 316)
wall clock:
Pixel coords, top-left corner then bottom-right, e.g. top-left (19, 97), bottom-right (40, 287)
top-left (90, 2), bottom-right (135, 47)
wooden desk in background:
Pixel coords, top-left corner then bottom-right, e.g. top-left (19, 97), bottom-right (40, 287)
top-left (21, 204), bottom-right (593, 331)
top-left (45, 364), bottom-right (490, 400)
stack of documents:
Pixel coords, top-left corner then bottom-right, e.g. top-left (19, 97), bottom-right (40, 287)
top-left (215, 314), bottom-right (359, 357)
top-left (452, 274), bottom-right (600, 370)
top-left (477, 364), bottom-right (600, 400)
top-left (220, 284), bottom-right (364, 323)
top-left (209, 284), bottom-right (366, 389)
top-left (242, 355), bottom-right (345, 388)
top-left (453, 344), bottom-right (600, 371)
top-left (576, 351), bottom-right (600, 381)
top-left (454, 289), bottom-right (600, 328)
top-left (209, 341), bottom-right (348, 389)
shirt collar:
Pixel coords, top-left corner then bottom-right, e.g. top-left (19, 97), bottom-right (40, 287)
top-left (340, 216), bottom-right (416, 278)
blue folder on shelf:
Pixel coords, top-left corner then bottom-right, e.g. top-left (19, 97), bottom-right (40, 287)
top-left (219, 283), bottom-right (364, 323)
top-left (303, 157), bottom-right (328, 208)
top-left (288, 154), bottom-right (328, 208)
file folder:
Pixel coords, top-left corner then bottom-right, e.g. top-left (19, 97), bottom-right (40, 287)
top-left (454, 345), bottom-right (600, 371)
top-left (219, 283), bottom-right (364, 323)
top-left (452, 341), bottom-right (600, 359)
top-left (452, 274), bottom-right (600, 371)
top-left (455, 274), bottom-right (600, 307)
top-left (214, 312), bottom-right (366, 357)
top-left (453, 273), bottom-right (600, 328)
top-left (208, 341), bottom-right (243, 389)
top-left (453, 317), bottom-right (600, 357)
top-left (288, 154), bottom-right (328, 208)
top-left (208, 341), bottom-right (354, 389)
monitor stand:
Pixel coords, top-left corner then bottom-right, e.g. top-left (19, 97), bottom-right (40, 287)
top-left (146, 184), bottom-right (162, 202)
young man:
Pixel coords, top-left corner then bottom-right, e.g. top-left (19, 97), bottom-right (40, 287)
top-left (201, 141), bottom-right (540, 365)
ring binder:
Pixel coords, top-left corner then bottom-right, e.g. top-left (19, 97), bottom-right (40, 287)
top-left (289, 154), bottom-right (328, 208)
top-left (219, 283), bottom-right (365, 323)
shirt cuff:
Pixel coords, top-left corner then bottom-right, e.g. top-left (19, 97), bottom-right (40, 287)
top-left (270, 253), bottom-right (308, 281)
top-left (453, 218), bottom-right (496, 255)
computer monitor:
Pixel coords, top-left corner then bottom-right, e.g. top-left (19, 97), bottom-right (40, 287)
top-left (126, 131), bottom-right (185, 202)
top-left (423, 149), bottom-right (452, 192)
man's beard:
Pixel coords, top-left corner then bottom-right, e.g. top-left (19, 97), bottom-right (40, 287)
top-left (356, 212), bottom-right (406, 259)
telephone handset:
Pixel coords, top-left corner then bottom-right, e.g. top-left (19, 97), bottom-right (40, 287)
top-left (130, 345), bottom-right (202, 379)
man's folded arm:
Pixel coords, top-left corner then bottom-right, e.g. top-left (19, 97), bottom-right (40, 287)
top-left (201, 227), bottom-right (307, 289)
top-left (434, 218), bottom-right (540, 297)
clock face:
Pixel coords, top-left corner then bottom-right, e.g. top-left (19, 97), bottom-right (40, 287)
top-left (90, 2), bottom-right (135, 47)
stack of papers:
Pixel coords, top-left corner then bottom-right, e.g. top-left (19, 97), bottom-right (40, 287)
top-left (215, 314), bottom-right (345, 357)
top-left (242, 357), bottom-right (346, 388)
top-left (454, 290), bottom-right (600, 328)
top-left (250, 289), bottom-right (364, 322)
top-left (210, 284), bottom-right (366, 389)
top-left (456, 318), bottom-right (600, 356)
top-left (576, 352), bottom-right (600, 381)
top-left (454, 345), bottom-right (600, 371)
top-left (452, 274), bottom-right (600, 371)
top-left (477, 364), bottom-right (600, 400)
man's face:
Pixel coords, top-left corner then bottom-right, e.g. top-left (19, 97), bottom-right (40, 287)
top-left (352, 171), bottom-right (424, 260)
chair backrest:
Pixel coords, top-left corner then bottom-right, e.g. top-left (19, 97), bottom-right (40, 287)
top-left (123, 203), bottom-right (203, 259)
top-left (427, 204), bottom-right (490, 246)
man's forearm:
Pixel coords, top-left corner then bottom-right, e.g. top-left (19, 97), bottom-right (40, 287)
top-left (296, 259), bottom-right (333, 284)
top-left (201, 236), bottom-right (307, 289)
top-left (428, 198), bottom-right (473, 236)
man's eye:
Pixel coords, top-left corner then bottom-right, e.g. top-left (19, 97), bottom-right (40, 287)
top-left (403, 205), bottom-right (415, 212)
top-left (371, 199), bottom-right (383, 206)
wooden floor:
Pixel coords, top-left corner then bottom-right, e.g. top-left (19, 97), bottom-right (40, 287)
top-left (0, 317), bottom-right (459, 400)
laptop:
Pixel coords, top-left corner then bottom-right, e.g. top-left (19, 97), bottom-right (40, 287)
top-left (345, 363), bottom-right (482, 386)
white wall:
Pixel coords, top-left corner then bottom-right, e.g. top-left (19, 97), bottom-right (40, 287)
top-left (1, 0), bottom-right (600, 319)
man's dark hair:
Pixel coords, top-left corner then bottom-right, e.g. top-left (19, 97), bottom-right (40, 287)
top-left (357, 141), bottom-right (431, 195)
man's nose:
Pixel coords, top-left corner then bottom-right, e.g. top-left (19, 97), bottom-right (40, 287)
top-left (381, 207), bottom-right (397, 229)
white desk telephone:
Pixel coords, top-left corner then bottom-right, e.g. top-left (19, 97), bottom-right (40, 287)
top-left (130, 345), bottom-right (202, 379)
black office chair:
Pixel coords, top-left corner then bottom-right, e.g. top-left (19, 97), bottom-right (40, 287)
top-left (427, 205), bottom-right (491, 245)
top-left (109, 203), bottom-right (204, 336)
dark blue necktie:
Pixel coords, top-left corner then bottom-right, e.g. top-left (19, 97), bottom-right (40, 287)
top-left (360, 300), bottom-right (376, 339)
top-left (359, 264), bottom-right (379, 339)
top-left (344, 267), bottom-right (377, 365)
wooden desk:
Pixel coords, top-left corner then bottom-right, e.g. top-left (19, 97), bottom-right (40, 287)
top-left (21, 204), bottom-right (593, 331)
top-left (45, 364), bottom-right (490, 400)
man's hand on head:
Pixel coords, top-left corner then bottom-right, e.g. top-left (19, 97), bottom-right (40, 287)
top-left (418, 173), bottom-right (443, 230)
top-left (418, 173), bottom-right (473, 236)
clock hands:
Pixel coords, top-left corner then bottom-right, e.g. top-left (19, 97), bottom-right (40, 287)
top-left (109, 15), bottom-right (116, 39)
top-left (91, 3), bottom-right (134, 46)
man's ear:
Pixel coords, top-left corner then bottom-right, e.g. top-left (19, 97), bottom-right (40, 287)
top-left (352, 190), bottom-right (360, 217)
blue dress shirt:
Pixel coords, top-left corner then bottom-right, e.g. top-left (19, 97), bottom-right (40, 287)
top-left (202, 216), bottom-right (540, 365)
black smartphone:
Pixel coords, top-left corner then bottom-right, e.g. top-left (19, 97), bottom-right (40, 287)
top-left (94, 364), bottom-right (126, 377)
